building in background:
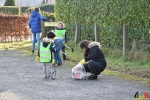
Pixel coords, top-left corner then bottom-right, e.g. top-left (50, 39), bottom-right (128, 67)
top-left (0, 0), bottom-right (5, 6)
top-left (0, 0), bottom-right (55, 7)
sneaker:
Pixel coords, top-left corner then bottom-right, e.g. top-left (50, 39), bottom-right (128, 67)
top-left (58, 63), bottom-right (62, 66)
top-left (87, 75), bottom-right (97, 80)
top-left (44, 75), bottom-right (48, 79)
top-left (52, 62), bottom-right (56, 65)
top-left (47, 76), bottom-right (55, 80)
top-left (51, 76), bottom-right (55, 80)
top-left (32, 50), bottom-right (34, 55)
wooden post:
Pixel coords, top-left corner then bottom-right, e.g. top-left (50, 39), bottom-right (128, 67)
top-left (75, 23), bottom-right (81, 44)
top-left (123, 24), bottom-right (128, 57)
top-left (41, 21), bottom-right (45, 39)
top-left (30, 8), bottom-right (31, 14)
top-left (95, 23), bottom-right (100, 42)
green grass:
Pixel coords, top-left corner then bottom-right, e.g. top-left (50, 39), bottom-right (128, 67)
top-left (0, 40), bottom-right (32, 49)
top-left (0, 41), bottom-right (150, 86)
top-left (65, 45), bottom-right (150, 86)
top-left (66, 47), bottom-right (150, 74)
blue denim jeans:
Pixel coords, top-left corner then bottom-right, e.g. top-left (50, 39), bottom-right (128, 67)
top-left (54, 38), bottom-right (64, 64)
top-left (54, 49), bottom-right (62, 64)
top-left (32, 33), bottom-right (41, 55)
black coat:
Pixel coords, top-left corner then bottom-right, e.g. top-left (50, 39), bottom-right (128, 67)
top-left (84, 45), bottom-right (107, 67)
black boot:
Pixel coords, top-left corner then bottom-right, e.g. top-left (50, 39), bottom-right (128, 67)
top-left (63, 56), bottom-right (70, 60)
top-left (38, 50), bottom-right (40, 57)
top-left (32, 50), bottom-right (34, 55)
top-left (87, 75), bottom-right (98, 80)
top-left (63, 58), bottom-right (70, 60)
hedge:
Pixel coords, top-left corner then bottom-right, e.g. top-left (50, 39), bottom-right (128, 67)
top-left (55, 0), bottom-right (150, 28)
top-left (4, 0), bottom-right (16, 6)
top-left (23, 7), bottom-right (55, 22)
top-left (21, 4), bottom-right (54, 14)
top-left (40, 4), bottom-right (54, 13)
top-left (41, 11), bottom-right (55, 22)
top-left (20, 7), bottom-right (29, 13)
top-left (0, 6), bottom-right (20, 15)
top-left (0, 14), bottom-right (29, 42)
top-left (55, 0), bottom-right (150, 49)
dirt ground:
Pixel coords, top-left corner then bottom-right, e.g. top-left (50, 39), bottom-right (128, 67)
top-left (0, 50), bottom-right (149, 100)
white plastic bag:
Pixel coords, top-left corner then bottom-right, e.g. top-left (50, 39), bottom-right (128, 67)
top-left (72, 62), bottom-right (86, 80)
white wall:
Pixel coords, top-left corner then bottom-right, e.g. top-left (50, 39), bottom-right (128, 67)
top-left (0, 0), bottom-right (55, 7)
top-left (0, 0), bottom-right (5, 6)
top-left (47, 0), bottom-right (55, 4)
top-left (16, 0), bottom-right (42, 7)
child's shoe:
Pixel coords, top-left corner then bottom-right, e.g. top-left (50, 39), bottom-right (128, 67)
top-left (51, 76), bottom-right (55, 80)
top-left (63, 58), bottom-right (70, 60)
top-left (52, 62), bottom-right (56, 65)
top-left (31, 50), bottom-right (34, 55)
top-left (58, 63), bottom-right (62, 66)
top-left (47, 76), bottom-right (55, 80)
top-left (44, 74), bottom-right (48, 79)
top-left (63, 56), bottom-right (70, 60)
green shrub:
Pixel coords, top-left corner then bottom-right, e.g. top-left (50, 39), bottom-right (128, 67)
top-left (0, 6), bottom-right (20, 15)
top-left (55, 0), bottom-right (150, 28)
top-left (21, 4), bottom-right (54, 16)
top-left (21, 7), bottom-right (29, 14)
top-left (41, 11), bottom-right (55, 22)
top-left (55, 0), bottom-right (150, 51)
top-left (23, 7), bottom-right (35, 14)
top-left (4, 0), bottom-right (16, 6)
top-left (24, 7), bottom-right (55, 22)
top-left (40, 4), bottom-right (54, 13)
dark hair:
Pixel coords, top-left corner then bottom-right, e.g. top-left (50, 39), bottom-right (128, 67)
top-left (80, 40), bottom-right (90, 57)
top-left (47, 31), bottom-right (56, 39)
top-left (35, 7), bottom-right (40, 12)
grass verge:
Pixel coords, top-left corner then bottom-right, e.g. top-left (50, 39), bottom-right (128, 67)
top-left (66, 46), bottom-right (150, 86)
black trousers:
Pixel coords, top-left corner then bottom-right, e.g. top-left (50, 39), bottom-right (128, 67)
top-left (62, 45), bottom-right (66, 59)
top-left (84, 61), bottom-right (105, 75)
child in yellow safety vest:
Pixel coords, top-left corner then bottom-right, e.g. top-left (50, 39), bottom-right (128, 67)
top-left (40, 31), bottom-right (56, 79)
top-left (54, 21), bottom-right (69, 60)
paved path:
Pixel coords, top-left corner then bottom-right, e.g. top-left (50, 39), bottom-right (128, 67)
top-left (0, 50), bottom-right (149, 100)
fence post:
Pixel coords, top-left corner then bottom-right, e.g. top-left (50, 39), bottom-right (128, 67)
top-left (95, 23), bottom-right (100, 42)
top-left (123, 24), bottom-right (128, 57)
top-left (41, 21), bottom-right (45, 39)
top-left (75, 23), bottom-right (81, 45)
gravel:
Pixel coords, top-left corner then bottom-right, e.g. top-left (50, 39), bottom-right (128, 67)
top-left (0, 50), bottom-right (150, 100)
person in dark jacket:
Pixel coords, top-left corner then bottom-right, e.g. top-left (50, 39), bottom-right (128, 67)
top-left (29, 7), bottom-right (47, 56)
top-left (80, 40), bottom-right (107, 80)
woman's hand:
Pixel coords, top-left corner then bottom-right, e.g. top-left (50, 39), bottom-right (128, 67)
top-left (80, 59), bottom-right (85, 64)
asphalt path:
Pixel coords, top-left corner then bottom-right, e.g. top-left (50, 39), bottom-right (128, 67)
top-left (0, 50), bottom-right (149, 100)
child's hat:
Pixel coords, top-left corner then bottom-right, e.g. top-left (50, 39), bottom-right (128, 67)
top-left (43, 37), bottom-right (53, 43)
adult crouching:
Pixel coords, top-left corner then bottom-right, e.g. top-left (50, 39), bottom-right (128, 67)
top-left (80, 40), bottom-right (107, 80)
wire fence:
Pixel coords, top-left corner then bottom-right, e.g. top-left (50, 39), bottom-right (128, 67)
top-left (64, 24), bottom-right (150, 52)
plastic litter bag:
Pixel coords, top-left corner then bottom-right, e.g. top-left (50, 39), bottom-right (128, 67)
top-left (72, 62), bottom-right (86, 80)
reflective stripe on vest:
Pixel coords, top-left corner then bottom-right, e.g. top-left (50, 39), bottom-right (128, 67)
top-left (55, 30), bottom-right (66, 39)
top-left (40, 43), bottom-right (52, 62)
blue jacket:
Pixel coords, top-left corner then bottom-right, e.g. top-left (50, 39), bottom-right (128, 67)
top-left (54, 37), bottom-right (64, 51)
top-left (29, 11), bottom-right (46, 33)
